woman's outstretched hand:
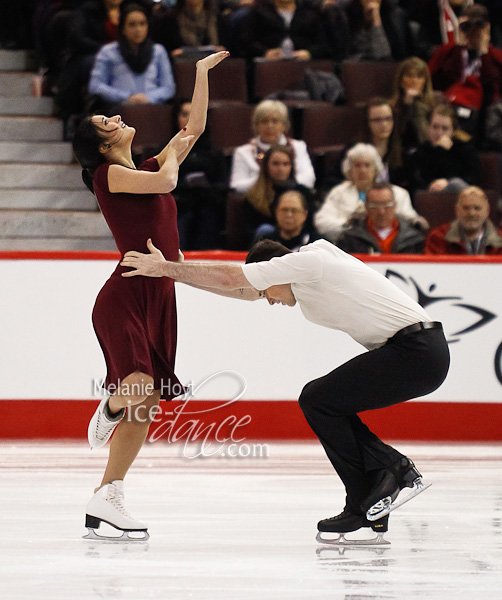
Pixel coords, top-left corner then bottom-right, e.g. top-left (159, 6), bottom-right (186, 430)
top-left (196, 51), bottom-right (230, 72)
top-left (121, 239), bottom-right (167, 278)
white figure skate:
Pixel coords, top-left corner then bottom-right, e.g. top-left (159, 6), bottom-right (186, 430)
top-left (83, 480), bottom-right (149, 542)
top-left (88, 397), bottom-right (125, 449)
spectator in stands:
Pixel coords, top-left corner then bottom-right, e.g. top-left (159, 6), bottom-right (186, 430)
top-left (240, 0), bottom-right (330, 60)
top-left (88, 2), bottom-right (175, 113)
top-left (406, 0), bottom-right (473, 59)
top-left (364, 97), bottom-right (406, 185)
top-left (230, 100), bottom-right (316, 194)
top-left (429, 3), bottom-right (502, 139)
top-left (56, 0), bottom-right (123, 123)
top-left (408, 102), bottom-right (481, 193)
top-left (314, 143), bottom-right (425, 242)
top-left (33, 1), bottom-right (81, 95)
top-left (253, 187), bottom-right (322, 250)
top-left (171, 100), bottom-right (228, 249)
top-left (337, 182), bottom-right (425, 254)
top-left (0, 0), bottom-right (36, 50)
top-left (245, 145), bottom-right (296, 219)
top-left (151, 0), bottom-right (226, 58)
top-left (320, 0), bottom-right (351, 62)
top-left (345, 0), bottom-right (415, 61)
top-left (425, 185), bottom-right (502, 253)
top-left (390, 56), bottom-right (438, 160)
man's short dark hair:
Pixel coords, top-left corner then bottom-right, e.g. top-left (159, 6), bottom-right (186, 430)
top-left (367, 182), bottom-right (395, 201)
top-left (245, 240), bottom-right (292, 264)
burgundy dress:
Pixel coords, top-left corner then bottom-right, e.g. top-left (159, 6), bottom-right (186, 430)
top-left (92, 157), bottom-right (182, 399)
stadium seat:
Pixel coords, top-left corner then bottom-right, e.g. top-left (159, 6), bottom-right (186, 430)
top-left (173, 58), bottom-right (248, 102)
top-left (414, 189), bottom-right (499, 230)
top-left (252, 59), bottom-right (334, 101)
top-left (341, 61), bottom-right (398, 105)
top-left (119, 104), bottom-right (173, 155)
top-left (301, 104), bottom-right (366, 152)
top-left (207, 102), bottom-right (254, 155)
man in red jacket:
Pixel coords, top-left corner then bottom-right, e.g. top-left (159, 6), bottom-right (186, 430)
top-left (429, 4), bottom-right (502, 137)
top-left (425, 186), bottom-right (502, 254)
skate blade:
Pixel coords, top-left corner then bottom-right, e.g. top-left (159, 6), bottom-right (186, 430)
top-left (366, 479), bottom-right (432, 521)
top-left (316, 531), bottom-right (390, 547)
top-left (83, 527), bottom-right (149, 542)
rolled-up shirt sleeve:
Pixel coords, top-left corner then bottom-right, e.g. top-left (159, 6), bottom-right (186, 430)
top-left (241, 251), bottom-right (323, 290)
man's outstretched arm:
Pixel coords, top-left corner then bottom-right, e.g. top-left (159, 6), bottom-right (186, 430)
top-left (120, 239), bottom-right (262, 300)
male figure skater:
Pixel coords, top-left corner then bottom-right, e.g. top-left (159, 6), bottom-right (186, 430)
top-left (120, 238), bottom-right (450, 545)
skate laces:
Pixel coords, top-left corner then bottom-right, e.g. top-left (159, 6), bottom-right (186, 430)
top-left (107, 486), bottom-right (135, 520)
top-left (94, 411), bottom-right (119, 441)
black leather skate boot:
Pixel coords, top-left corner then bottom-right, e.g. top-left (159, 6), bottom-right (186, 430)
top-left (361, 457), bottom-right (425, 520)
top-left (318, 509), bottom-right (389, 534)
top-left (316, 509), bottom-right (389, 546)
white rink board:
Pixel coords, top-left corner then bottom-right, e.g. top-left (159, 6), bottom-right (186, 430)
top-left (0, 259), bottom-right (501, 402)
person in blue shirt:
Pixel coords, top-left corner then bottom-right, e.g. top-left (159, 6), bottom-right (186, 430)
top-left (88, 2), bottom-right (175, 112)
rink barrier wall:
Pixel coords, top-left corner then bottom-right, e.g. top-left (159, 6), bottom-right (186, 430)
top-left (0, 399), bottom-right (501, 441)
top-left (1, 251), bottom-right (502, 441)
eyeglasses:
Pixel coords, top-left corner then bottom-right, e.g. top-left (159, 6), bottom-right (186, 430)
top-left (369, 117), bottom-right (393, 123)
top-left (277, 207), bottom-right (305, 214)
top-left (366, 202), bottom-right (395, 209)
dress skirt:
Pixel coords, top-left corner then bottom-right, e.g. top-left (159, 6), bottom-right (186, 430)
top-left (92, 267), bottom-right (182, 400)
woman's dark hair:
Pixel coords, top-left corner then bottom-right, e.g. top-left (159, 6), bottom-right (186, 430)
top-left (245, 239), bottom-right (292, 264)
top-left (271, 183), bottom-right (309, 215)
top-left (118, 2), bottom-right (153, 74)
top-left (262, 144), bottom-right (295, 180)
top-left (119, 2), bottom-right (151, 33)
top-left (72, 116), bottom-right (107, 194)
top-left (364, 96), bottom-right (403, 169)
top-left (174, 0), bottom-right (214, 17)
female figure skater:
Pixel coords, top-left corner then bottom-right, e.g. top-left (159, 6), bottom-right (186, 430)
top-left (72, 50), bottom-right (229, 541)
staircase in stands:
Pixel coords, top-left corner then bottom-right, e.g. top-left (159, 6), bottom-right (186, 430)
top-left (0, 50), bottom-right (115, 250)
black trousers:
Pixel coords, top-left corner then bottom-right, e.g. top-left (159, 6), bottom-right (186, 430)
top-left (298, 327), bottom-right (450, 515)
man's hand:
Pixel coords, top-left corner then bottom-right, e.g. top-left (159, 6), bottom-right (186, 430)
top-left (121, 239), bottom-right (167, 277)
top-left (364, 0), bottom-right (382, 27)
top-left (428, 178), bottom-right (449, 192)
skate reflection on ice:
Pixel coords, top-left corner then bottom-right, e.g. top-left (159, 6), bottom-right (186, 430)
top-left (83, 540), bottom-right (149, 559)
top-left (315, 545), bottom-right (391, 560)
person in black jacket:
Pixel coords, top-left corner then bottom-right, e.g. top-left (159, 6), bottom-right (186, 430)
top-left (56, 0), bottom-right (124, 120)
top-left (241, 0), bottom-right (330, 60)
top-left (337, 183), bottom-right (425, 254)
top-left (172, 100), bottom-right (228, 250)
top-left (346, 0), bottom-right (416, 61)
top-left (408, 102), bottom-right (481, 193)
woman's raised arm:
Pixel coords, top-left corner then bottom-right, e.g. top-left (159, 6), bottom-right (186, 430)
top-left (155, 51), bottom-right (229, 167)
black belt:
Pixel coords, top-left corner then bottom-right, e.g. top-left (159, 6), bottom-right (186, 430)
top-left (390, 321), bottom-right (443, 341)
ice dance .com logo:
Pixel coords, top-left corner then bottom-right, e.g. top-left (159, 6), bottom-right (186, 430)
top-left (92, 371), bottom-right (269, 460)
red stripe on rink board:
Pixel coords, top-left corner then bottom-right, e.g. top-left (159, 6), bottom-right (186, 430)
top-left (1, 251), bottom-right (502, 264)
top-left (0, 400), bottom-right (501, 441)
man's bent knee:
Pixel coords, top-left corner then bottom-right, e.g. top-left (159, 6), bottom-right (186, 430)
top-left (298, 380), bottom-right (317, 413)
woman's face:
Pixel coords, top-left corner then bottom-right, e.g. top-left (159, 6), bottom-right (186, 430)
top-left (267, 151), bottom-right (292, 182)
top-left (256, 113), bottom-right (286, 144)
top-left (177, 102), bottom-right (191, 130)
top-left (401, 69), bottom-right (426, 95)
top-left (428, 113), bottom-right (454, 145)
top-left (123, 10), bottom-right (148, 46)
top-left (92, 114), bottom-right (135, 150)
top-left (368, 104), bottom-right (394, 142)
top-left (349, 156), bottom-right (377, 190)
